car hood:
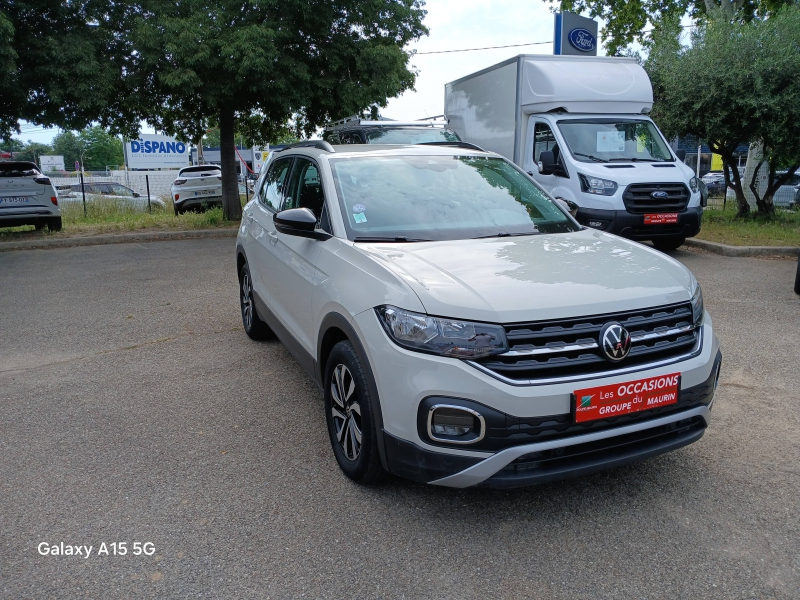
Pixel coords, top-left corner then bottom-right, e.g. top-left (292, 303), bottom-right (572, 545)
top-left (355, 229), bottom-right (693, 323)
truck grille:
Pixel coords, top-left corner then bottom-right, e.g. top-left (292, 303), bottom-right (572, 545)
top-left (472, 302), bottom-right (699, 383)
top-left (623, 183), bottom-right (690, 213)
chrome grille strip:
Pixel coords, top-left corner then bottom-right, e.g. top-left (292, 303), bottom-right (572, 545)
top-left (500, 324), bottom-right (696, 357)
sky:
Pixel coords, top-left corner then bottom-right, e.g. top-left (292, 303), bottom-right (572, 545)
top-left (14, 0), bottom-right (604, 145)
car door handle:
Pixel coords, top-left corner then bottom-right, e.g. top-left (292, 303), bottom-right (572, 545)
top-left (268, 231), bottom-right (278, 244)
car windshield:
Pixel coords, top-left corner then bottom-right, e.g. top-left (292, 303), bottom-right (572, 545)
top-left (329, 155), bottom-right (578, 241)
top-left (557, 119), bottom-right (673, 163)
top-left (365, 128), bottom-right (460, 144)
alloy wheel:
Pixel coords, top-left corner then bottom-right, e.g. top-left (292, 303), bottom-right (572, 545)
top-left (330, 364), bottom-right (362, 461)
top-left (241, 271), bottom-right (253, 330)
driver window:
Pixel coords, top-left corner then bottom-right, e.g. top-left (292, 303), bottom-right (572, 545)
top-left (259, 158), bottom-right (292, 212)
top-left (282, 158), bottom-right (326, 221)
top-left (533, 123), bottom-right (563, 171)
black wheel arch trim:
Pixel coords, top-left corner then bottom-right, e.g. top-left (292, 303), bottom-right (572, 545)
top-left (317, 312), bottom-right (389, 472)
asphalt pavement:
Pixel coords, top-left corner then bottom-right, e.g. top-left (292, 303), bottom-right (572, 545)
top-left (1, 239), bottom-right (798, 599)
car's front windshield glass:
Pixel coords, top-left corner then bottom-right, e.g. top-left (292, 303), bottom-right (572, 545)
top-left (557, 119), bottom-right (673, 163)
top-left (329, 155), bottom-right (578, 241)
top-left (365, 128), bottom-right (460, 144)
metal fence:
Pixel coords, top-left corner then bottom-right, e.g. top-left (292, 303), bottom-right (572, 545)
top-left (49, 172), bottom-right (175, 198)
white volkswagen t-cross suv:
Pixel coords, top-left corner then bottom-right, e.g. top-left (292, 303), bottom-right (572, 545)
top-left (235, 141), bottom-right (721, 489)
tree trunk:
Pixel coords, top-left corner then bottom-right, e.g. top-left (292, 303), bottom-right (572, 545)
top-left (743, 141), bottom-right (769, 215)
top-left (219, 107), bottom-right (242, 221)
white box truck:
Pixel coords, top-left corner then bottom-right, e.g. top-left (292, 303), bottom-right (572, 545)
top-left (445, 55), bottom-right (704, 251)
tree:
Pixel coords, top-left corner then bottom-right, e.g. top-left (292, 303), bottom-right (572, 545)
top-left (52, 131), bottom-right (83, 170)
top-left (131, 0), bottom-right (428, 220)
top-left (646, 7), bottom-right (800, 216)
top-left (79, 126), bottom-right (124, 170)
top-left (12, 141), bottom-right (53, 164)
top-left (0, 1), bottom-right (141, 141)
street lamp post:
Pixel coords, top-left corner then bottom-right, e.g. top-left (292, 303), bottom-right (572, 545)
top-left (79, 149), bottom-right (87, 218)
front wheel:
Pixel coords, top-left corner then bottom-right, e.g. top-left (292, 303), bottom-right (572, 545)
top-left (652, 236), bottom-right (685, 252)
top-left (324, 341), bottom-right (384, 484)
top-left (239, 262), bottom-right (272, 340)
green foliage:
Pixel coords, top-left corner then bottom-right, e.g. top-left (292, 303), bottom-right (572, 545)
top-left (549, 0), bottom-right (796, 54)
top-left (11, 141), bottom-right (53, 163)
top-left (0, 2), bottom-right (141, 141)
top-left (646, 7), bottom-right (800, 215)
top-left (51, 127), bottom-right (124, 170)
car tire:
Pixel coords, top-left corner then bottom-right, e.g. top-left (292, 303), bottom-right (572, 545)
top-left (652, 236), bottom-right (685, 252)
top-left (324, 341), bottom-right (384, 484)
top-left (47, 217), bottom-right (62, 232)
top-left (35, 221), bottom-right (46, 231)
top-left (174, 204), bottom-right (181, 216)
top-left (239, 262), bottom-right (272, 341)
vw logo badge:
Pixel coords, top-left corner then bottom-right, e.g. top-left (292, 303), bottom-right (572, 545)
top-left (599, 322), bottom-right (632, 362)
top-left (651, 190), bottom-right (669, 199)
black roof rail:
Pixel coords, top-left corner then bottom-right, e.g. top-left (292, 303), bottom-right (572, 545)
top-left (274, 140), bottom-right (335, 153)
top-left (416, 141), bottom-right (487, 152)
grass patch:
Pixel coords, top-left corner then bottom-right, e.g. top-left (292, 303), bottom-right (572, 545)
top-left (697, 205), bottom-right (800, 247)
top-left (0, 196), bottom-right (247, 240)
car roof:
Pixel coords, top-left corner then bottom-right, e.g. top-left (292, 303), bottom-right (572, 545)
top-left (0, 161), bottom-right (40, 172)
top-left (272, 144), bottom-right (493, 161)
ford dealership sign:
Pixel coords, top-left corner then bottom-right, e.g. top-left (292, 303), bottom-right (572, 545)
top-left (568, 28), bottom-right (597, 52)
top-left (125, 134), bottom-right (189, 169)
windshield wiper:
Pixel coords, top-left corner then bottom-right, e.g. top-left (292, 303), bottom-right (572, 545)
top-left (471, 231), bottom-right (539, 239)
top-left (353, 236), bottom-right (432, 243)
top-left (573, 152), bottom-right (607, 163)
top-left (607, 157), bottom-right (663, 162)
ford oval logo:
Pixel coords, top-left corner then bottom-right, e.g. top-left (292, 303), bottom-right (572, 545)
top-left (651, 190), bottom-right (669, 199)
top-left (568, 28), bottom-right (597, 53)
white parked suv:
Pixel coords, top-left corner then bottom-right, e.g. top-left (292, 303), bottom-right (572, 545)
top-left (171, 164), bottom-right (223, 214)
top-left (236, 142), bottom-right (722, 488)
top-left (0, 161), bottom-right (62, 230)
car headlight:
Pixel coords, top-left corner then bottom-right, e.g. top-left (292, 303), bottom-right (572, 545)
top-left (578, 173), bottom-right (618, 196)
top-left (689, 176), bottom-right (699, 194)
top-left (375, 305), bottom-right (508, 359)
top-left (690, 283), bottom-right (704, 327)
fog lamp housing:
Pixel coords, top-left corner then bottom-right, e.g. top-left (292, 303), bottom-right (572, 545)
top-left (427, 405), bottom-right (485, 445)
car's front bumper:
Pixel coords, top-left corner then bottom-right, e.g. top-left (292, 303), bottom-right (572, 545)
top-left (353, 308), bottom-right (721, 488)
top-left (576, 206), bottom-right (702, 240)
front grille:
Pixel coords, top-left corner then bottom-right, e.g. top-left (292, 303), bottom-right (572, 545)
top-left (473, 302), bottom-right (699, 383)
top-left (623, 182), bottom-right (690, 213)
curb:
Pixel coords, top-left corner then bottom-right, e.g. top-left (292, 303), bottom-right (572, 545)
top-left (0, 227), bottom-right (239, 252)
top-left (683, 238), bottom-right (799, 258)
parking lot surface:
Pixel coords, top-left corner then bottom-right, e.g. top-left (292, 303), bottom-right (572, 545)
top-left (1, 239), bottom-right (798, 599)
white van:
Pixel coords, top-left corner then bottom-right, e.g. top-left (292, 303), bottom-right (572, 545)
top-left (445, 55), bottom-right (704, 251)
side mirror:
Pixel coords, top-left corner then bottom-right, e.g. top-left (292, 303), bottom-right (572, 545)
top-left (133, 192), bottom-right (141, 197)
top-left (538, 151), bottom-right (556, 175)
top-left (273, 208), bottom-right (331, 241)
top-left (675, 149), bottom-right (686, 162)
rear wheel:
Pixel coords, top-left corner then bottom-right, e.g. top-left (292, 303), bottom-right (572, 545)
top-left (239, 262), bottom-right (272, 340)
top-left (324, 341), bottom-right (384, 484)
top-left (35, 221), bottom-right (46, 231)
top-left (652, 236), bottom-right (685, 252)
top-left (47, 217), bottom-right (62, 232)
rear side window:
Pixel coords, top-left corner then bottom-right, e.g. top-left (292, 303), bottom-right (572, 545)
top-left (259, 158), bottom-right (292, 211)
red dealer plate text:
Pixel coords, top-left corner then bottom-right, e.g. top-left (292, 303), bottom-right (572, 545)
top-left (573, 373), bottom-right (680, 423)
top-left (644, 213), bottom-right (679, 225)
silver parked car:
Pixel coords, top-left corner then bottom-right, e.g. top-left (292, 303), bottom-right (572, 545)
top-left (58, 182), bottom-right (165, 211)
top-left (0, 161), bottom-right (62, 230)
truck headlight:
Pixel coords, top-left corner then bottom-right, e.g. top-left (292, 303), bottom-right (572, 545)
top-left (578, 173), bottom-right (618, 196)
top-left (690, 283), bottom-right (704, 327)
top-left (375, 305), bottom-right (508, 359)
top-left (689, 176), bottom-right (700, 194)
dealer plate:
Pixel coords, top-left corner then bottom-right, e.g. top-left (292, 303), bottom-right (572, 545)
top-left (644, 213), bottom-right (679, 225)
top-left (0, 197), bottom-right (31, 204)
top-left (573, 373), bottom-right (680, 423)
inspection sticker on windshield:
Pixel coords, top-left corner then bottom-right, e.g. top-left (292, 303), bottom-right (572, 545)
top-left (353, 212), bottom-right (367, 223)
top-left (352, 203), bottom-right (366, 213)
top-left (573, 373), bottom-right (680, 423)
top-left (644, 213), bottom-right (679, 225)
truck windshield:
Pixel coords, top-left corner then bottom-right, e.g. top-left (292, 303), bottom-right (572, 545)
top-left (329, 155), bottom-right (578, 241)
top-left (557, 120), bottom-right (674, 163)
top-left (365, 128), bottom-right (461, 144)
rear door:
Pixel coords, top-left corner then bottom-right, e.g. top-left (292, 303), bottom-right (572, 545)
top-left (248, 157), bottom-right (293, 308)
